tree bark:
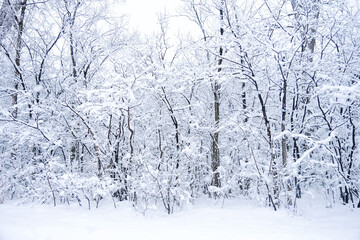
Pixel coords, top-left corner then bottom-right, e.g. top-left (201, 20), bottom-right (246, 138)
top-left (211, 0), bottom-right (224, 189)
top-left (12, 1), bottom-right (27, 118)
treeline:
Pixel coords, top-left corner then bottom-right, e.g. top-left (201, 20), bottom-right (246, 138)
top-left (0, 0), bottom-right (359, 213)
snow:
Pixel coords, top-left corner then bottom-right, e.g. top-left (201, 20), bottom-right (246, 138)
top-left (0, 199), bottom-right (359, 240)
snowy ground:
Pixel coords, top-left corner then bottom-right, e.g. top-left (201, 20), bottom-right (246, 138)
top-left (0, 199), bottom-right (359, 240)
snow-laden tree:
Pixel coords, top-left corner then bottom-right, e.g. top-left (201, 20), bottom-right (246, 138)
top-left (0, 0), bottom-right (359, 213)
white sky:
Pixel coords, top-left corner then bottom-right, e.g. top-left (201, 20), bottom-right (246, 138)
top-left (118, 0), bottom-right (198, 37)
top-left (122, 0), bottom-right (177, 33)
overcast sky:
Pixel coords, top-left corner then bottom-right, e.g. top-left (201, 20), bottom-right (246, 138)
top-left (118, 0), bottom-right (198, 37)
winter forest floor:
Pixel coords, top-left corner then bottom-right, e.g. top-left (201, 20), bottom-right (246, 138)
top-left (0, 198), bottom-right (359, 240)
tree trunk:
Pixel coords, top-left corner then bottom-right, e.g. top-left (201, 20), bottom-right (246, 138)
top-left (281, 76), bottom-right (287, 167)
top-left (12, 1), bottom-right (27, 118)
top-left (211, 0), bottom-right (224, 189)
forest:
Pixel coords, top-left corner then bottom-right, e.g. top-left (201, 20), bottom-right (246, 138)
top-left (0, 0), bottom-right (359, 215)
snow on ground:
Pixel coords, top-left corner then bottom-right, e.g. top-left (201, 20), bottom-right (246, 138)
top-left (0, 199), bottom-right (359, 240)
